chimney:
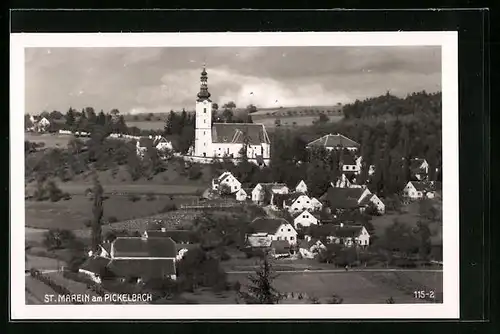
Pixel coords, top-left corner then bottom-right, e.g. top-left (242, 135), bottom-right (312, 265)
top-left (161, 227), bottom-right (166, 232)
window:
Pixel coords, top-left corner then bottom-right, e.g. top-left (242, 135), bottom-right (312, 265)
top-left (203, 131), bottom-right (206, 135)
top-left (302, 215), bottom-right (306, 218)
top-left (203, 153), bottom-right (206, 157)
top-left (281, 228), bottom-right (283, 232)
top-left (204, 108), bottom-right (207, 113)
top-left (284, 237), bottom-right (287, 240)
top-left (294, 208), bottom-right (298, 211)
top-left (204, 119), bottom-right (206, 123)
top-left (288, 229), bottom-right (291, 232)
top-left (290, 236), bottom-right (294, 240)
top-left (277, 237), bottom-right (281, 240)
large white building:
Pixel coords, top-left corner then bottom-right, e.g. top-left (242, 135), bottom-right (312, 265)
top-left (191, 67), bottom-right (271, 165)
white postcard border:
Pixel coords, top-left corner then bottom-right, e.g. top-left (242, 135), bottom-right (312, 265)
top-left (10, 31), bottom-right (459, 320)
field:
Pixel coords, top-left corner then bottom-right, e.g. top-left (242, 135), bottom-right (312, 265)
top-left (228, 270), bottom-right (443, 304)
top-left (24, 193), bottom-right (200, 230)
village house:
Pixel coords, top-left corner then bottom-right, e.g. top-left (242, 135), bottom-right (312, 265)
top-left (251, 182), bottom-right (289, 205)
top-left (273, 193), bottom-right (322, 214)
top-left (294, 180), bottom-right (308, 193)
top-left (320, 186), bottom-right (385, 214)
top-left (410, 158), bottom-right (430, 181)
top-left (305, 224), bottom-right (371, 248)
top-left (269, 240), bottom-right (293, 258)
top-left (341, 154), bottom-right (361, 174)
top-left (292, 209), bottom-right (319, 229)
top-left (32, 116), bottom-right (51, 133)
top-left (136, 135), bottom-right (173, 158)
top-left (235, 188), bottom-right (248, 201)
top-left (246, 217), bottom-right (298, 247)
top-left (211, 171), bottom-right (242, 194)
top-left (80, 236), bottom-right (178, 283)
top-left (306, 133), bottom-right (360, 152)
top-left (298, 239), bottom-right (326, 259)
top-left (403, 181), bottom-right (439, 200)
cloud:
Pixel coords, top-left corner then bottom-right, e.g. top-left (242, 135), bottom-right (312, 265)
top-left (24, 46), bottom-right (441, 115)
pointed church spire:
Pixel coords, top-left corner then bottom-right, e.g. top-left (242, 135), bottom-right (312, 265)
top-left (197, 66), bottom-right (211, 102)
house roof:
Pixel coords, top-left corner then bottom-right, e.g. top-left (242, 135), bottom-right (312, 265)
top-left (321, 187), bottom-right (367, 209)
top-left (248, 217), bottom-right (290, 234)
top-left (145, 230), bottom-right (198, 244)
top-left (319, 225), bottom-right (365, 238)
top-left (112, 237), bottom-right (177, 258)
top-left (307, 133), bottom-right (360, 149)
top-left (79, 256), bottom-right (111, 274)
top-left (101, 243), bottom-right (112, 254)
top-left (107, 258), bottom-right (176, 279)
top-left (212, 123), bottom-right (270, 145)
top-left (359, 194), bottom-right (375, 207)
top-left (270, 240), bottom-right (291, 254)
top-left (411, 181), bottom-right (437, 192)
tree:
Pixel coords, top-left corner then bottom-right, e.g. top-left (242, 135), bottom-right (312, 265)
top-left (239, 253), bottom-right (283, 304)
top-left (177, 247), bottom-right (227, 292)
top-left (91, 174), bottom-right (104, 252)
top-left (416, 220), bottom-right (432, 260)
top-left (246, 104), bottom-right (257, 113)
top-left (25, 114), bottom-right (33, 129)
top-left (65, 107), bottom-right (76, 130)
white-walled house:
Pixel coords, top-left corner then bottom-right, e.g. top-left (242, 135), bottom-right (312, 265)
top-left (293, 209), bottom-right (319, 229)
top-left (246, 217), bottom-right (298, 247)
top-left (235, 188), bottom-right (248, 201)
top-left (359, 193), bottom-right (386, 214)
top-left (295, 180), bottom-right (308, 193)
top-left (310, 197), bottom-right (323, 211)
top-left (306, 225), bottom-right (370, 248)
top-left (285, 194), bottom-right (314, 213)
top-left (403, 181), bottom-right (438, 200)
top-left (211, 171), bottom-right (242, 194)
top-left (251, 183), bottom-right (289, 205)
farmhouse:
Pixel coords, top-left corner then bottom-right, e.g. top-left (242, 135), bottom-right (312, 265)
top-left (295, 180), bottom-right (308, 193)
top-left (108, 237), bottom-right (178, 281)
top-left (136, 135), bottom-right (173, 157)
top-left (306, 224), bottom-right (371, 247)
top-left (320, 187), bottom-right (372, 212)
top-left (403, 181), bottom-right (439, 200)
top-left (142, 229), bottom-right (198, 245)
top-left (192, 67), bottom-right (271, 165)
top-left (80, 236), bottom-right (178, 283)
top-left (298, 239), bottom-right (326, 258)
top-left (251, 182), bottom-right (289, 205)
top-left (269, 240), bottom-right (293, 258)
top-left (278, 193), bottom-right (317, 214)
top-left (211, 171), bottom-right (242, 194)
top-left (235, 188), bottom-right (249, 202)
top-left (341, 154), bottom-right (361, 174)
top-left (293, 209), bottom-right (319, 229)
top-left (306, 133), bottom-right (360, 152)
top-left (359, 193), bottom-right (386, 214)
top-left (246, 217), bottom-right (298, 247)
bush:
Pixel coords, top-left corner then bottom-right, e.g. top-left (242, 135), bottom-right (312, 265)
top-left (128, 194), bottom-right (141, 202)
top-left (188, 164), bottom-right (203, 180)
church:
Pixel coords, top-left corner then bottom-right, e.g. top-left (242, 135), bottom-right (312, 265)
top-left (190, 67), bottom-right (271, 165)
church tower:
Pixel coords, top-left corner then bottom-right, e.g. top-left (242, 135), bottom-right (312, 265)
top-left (194, 66), bottom-right (213, 157)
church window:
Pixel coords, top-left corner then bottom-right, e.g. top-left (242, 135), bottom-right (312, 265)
top-left (204, 108), bottom-right (207, 113)
top-left (203, 153), bottom-right (206, 157)
top-left (204, 143), bottom-right (206, 146)
top-left (204, 119), bottom-right (206, 123)
top-left (203, 131), bottom-right (206, 135)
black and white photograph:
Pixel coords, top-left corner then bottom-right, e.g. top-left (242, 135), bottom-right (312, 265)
top-left (11, 32), bottom-right (459, 319)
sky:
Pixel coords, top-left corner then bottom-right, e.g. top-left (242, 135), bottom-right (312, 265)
top-left (25, 46), bottom-right (441, 115)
